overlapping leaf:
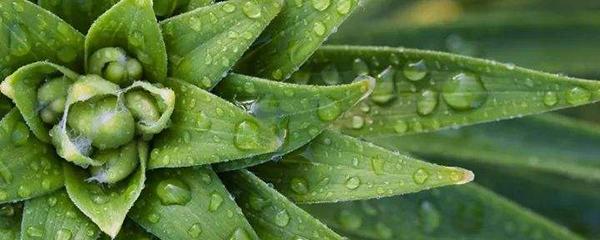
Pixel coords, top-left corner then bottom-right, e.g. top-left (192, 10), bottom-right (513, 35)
top-left (223, 170), bottom-right (343, 240)
top-left (64, 142), bottom-right (148, 238)
top-left (302, 184), bottom-right (583, 240)
top-left (292, 46), bottom-right (600, 137)
top-left (149, 78), bottom-right (281, 169)
top-left (130, 167), bottom-right (259, 240)
top-left (21, 190), bottom-right (100, 240)
top-left (0, 203), bottom-right (22, 239)
top-left (252, 130), bottom-right (473, 203)
top-left (85, 0), bottom-right (167, 83)
top-left (214, 73), bottom-right (374, 171)
top-left (99, 220), bottom-right (157, 240)
top-left (38, 0), bottom-right (118, 33)
top-left (154, 0), bottom-right (214, 18)
top-left (0, 109), bottom-right (63, 204)
top-left (237, 0), bottom-right (359, 81)
top-left (160, 0), bottom-right (282, 89)
top-left (0, 0), bottom-right (84, 79)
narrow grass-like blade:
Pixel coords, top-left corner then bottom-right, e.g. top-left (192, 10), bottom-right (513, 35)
top-left (214, 73), bottom-right (374, 171)
top-left (302, 184), bottom-right (583, 240)
top-left (129, 167), bottom-right (259, 240)
top-left (21, 190), bottom-right (100, 240)
top-left (160, 0), bottom-right (282, 89)
top-left (252, 130), bottom-right (473, 203)
top-left (222, 170), bottom-right (344, 239)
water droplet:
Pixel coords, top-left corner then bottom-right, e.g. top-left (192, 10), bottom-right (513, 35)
top-left (58, 47), bottom-right (78, 63)
top-left (345, 177), bottom-right (361, 190)
top-left (336, 0), bottom-right (352, 14)
top-left (371, 158), bottom-right (385, 175)
top-left (337, 209), bottom-right (362, 230)
top-left (0, 205), bottom-right (14, 216)
top-left (56, 229), bottom-right (72, 240)
top-left (41, 179), bottom-right (52, 190)
top-left (351, 115), bottom-right (364, 129)
top-left (417, 90), bottom-right (439, 116)
top-left (371, 67), bottom-right (396, 104)
top-left (274, 209), bottom-right (290, 227)
top-left (321, 64), bottom-right (340, 85)
top-left (156, 178), bottom-right (192, 206)
top-left (0, 190), bottom-right (8, 201)
top-left (290, 177), bottom-right (309, 194)
top-left (272, 69), bottom-right (284, 80)
top-left (413, 168), bottom-right (430, 184)
top-left (223, 3), bottom-right (237, 12)
top-left (403, 60), bottom-right (428, 81)
top-left (229, 228), bottom-right (251, 240)
top-left (353, 58), bottom-right (370, 76)
top-left (242, 2), bottom-right (262, 18)
top-left (188, 223), bottom-right (202, 237)
top-left (317, 97), bottom-right (341, 121)
top-left (91, 194), bottom-right (110, 205)
top-left (27, 226), bottom-right (44, 237)
top-left (0, 164), bottom-right (13, 185)
top-left (17, 185), bottom-right (31, 198)
top-left (147, 213), bottom-right (160, 223)
top-left (11, 121), bottom-right (29, 146)
top-left (393, 120), bottom-right (408, 134)
top-left (543, 91), bottom-right (558, 106)
top-left (189, 17), bottom-right (202, 31)
top-left (47, 197), bottom-right (57, 206)
top-left (566, 87), bottom-right (591, 105)
top-left (419, 201), bottom-right (441, 233)
top-left (375, 222), bottom-right (393, 239)
top-left (313, 21), bottom-right (326, 36)
top-left (312, 0), bottom-right (331, 11)
top-left (442, 72), bottom-right (488, 110)
top-left (249, 194), bottom-right (269, 211)
top-left (234, 120), bottom-right (261, 150)
top-left (209, 192), bottom-right (224, 211)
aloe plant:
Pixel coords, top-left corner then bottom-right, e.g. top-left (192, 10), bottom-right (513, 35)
top-left (0, 0), bottom-right (598, 239)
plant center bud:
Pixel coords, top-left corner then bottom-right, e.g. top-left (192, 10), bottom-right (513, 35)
top-left (37, 76), bottom-right (71, 124)
top-left (125, 89), bottom-right (160, 124)
top-left (67, 96), bottom-right (135, 150)
top-left (88, 47), bottom-right (144, 86)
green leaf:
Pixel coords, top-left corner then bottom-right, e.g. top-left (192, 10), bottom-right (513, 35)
top-left (129, 167), bottom-right (260, 240)
top-left (0, 109), bottom-right (63, 204)
top-left (153, 0), bottom-right (214, 18)
top-left (21, 190), bottom-right (101, 240)
top-left (366, 114), bottom-right (600, 182)
top-left (222, 170), bottom-right (344, 240)
top-left (100, 220), bottom-right (157, 240)
top-left (214, 73), bottom-right (374, 171)
top-left (302, 184), bottom-right (583, 240)
top-left (0, 0), bottom-right (85, 79)
top-left (148, 78), bottom-right (281, 169)
top-left (0, 203), bottom-right (22, 240)
top-left (292, 46), bottom-right (600, 136)
top-left (160, 0), bottom-right (282, 89)
top-left (0, 62), bottom-right (78, 143)
top-left (184, 0), bottom-right (214, 12)
top-left (64, 141), bottom-right (148, 238)
top-left (0, 96), bottom-right (13, 119)
top-left (37, 0), bottom-right (118, 33)
top-left (236, 0), bottom-right (359, 81)
top-left (252, 129), bottom-right (473, 203)
top-left (85, 0), bottom-right (167, 83)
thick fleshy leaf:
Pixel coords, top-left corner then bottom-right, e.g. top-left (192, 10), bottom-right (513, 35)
top-left (21, 190), bottom-right (101, 240)
top-left (215, 73), bottom-right (374, 171)
top-left (252, 130), bottom-right (473, 203)
top-left (85, 0), bottom-right (167, 82)
top-left (0, 109), bottom-right (63, 204)
top-left (37, 0), bottom-right (118, 33)
top-left (302, 184), bottom-right (583, 240)
top-left (0, 62), bottom-right (78, 142)
top-left (0, 0), bottom-right (85, 79)
top-left (0, 96), bottom-right (13, 118)
top-left (148, 78), bottom-right (281, 169)
top-left (292, 46), bottom-right (600, 136)
top-left (153, 0), bottom-right (214, 18)
top-left (99, 220), bottom-right (157, 240)
top-left (64, 141), bottom-right (148, 238)
top-left (223, 170), bottom-right (343, 240)
top-left (0, 203), bottom-right (22, 239)
top-left (236, 0), bottom-right (359, 81)
top-left (367, 114), bottom-right (600, 182)
top-left (160, 0), bottom-right (282, 89)
top-left (129, 167), bottom-right (259, 240)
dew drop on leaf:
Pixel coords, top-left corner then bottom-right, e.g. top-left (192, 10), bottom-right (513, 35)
top-left (351, 115), bottom-right (364, 129)
top-left (47, 197), bottom-right (57, 207)
top-left (313, 21), bottom-right (327, 36)
top-left (274, 209), bottom-right (290, 227)
top-left (234, 120), bottom-right (261, 150)
top-left (543, 91), bottom-right (558, 106)
top-left (317, 97), bottom-right (341, 121)
top-left (353, 58), bottom-right (370, 76)
top-left (565, 87), bottom-right (591, 105)
top-left (156, 178), bottom-right (192, 206)
top-left (147, 213), bottom-right (160, 223)
top-left (208, 192), bottom-right (224, 212)
top-left (412, 168), bottom-right (430, 185)
top-left (442, 72), bottom-right (488, 110)
top-left (290, 177), bottom-right (309, 194)
top-left (9, 24), bottom-right (31, 57)
top-left (336, 0), bottom-right (353, 15)
top-left (312, 0), bottom-right (330, 11)
top-left (188, 223), bottom-right (202, 238)
top-left (229, 228), bottom-right (251, 240)
top-left (56, 228), bottom-right (73, 240)
top-left (27, 226), bottom-right (44, 237)
top-left (249, 194), bottom-right (269, 211)
top-left (371, 67), bottom-right (396, 104)
top-left (344, 176), bottom-right (361, 190)
top-left (321, 64), bottom-right (340, 85)
top-left (403, 60), bottom-right (428, 81)
top-left (0, 190), bottom-right (8, 201)
top-left (242, 2), bottom-right (262, 19)
top-left (17, 185), bottom-right (31, 198)
top-left (417, 90), bottom-right (439, 116)
top-left (370, 158), bottom-right (385, 175)
top-left (223, 3), bottom-right (237, 13)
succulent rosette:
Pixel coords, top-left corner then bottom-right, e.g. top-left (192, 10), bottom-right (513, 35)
top-left (0, 0), bottom-right (599, 239)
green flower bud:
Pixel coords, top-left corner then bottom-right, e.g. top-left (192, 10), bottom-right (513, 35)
top-left (67, 96), bottom-right (135, 150)
top-left (37, 76), bottom-right (71, 124)
top-left (89, 141), bottom-right (139, 184)
top-left (125, 90), bottom-right (160, 124)
top-left (88, 47), bottom-right (144, 86)
top-left (40, 108), bottom-right (58, 124)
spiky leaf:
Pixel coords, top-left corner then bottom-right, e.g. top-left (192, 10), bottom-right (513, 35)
top-left (252, 130), bottom-right (473, 203)
top-left (148, 78), bottom-right (281, 169)
top-left (130, 167), bottom-right (259, 240)
top-left (215, 73), bottom-right (374, 171)
top-left (21, 190), bottom-right (100, 240)
top-left (160, 0), bottom-right (282, 89)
